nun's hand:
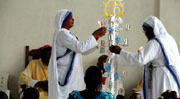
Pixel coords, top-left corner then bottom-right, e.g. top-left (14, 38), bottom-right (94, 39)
top-left (93, 26), bottom-right (106, 40)
top-left (109, 45), bottom-right (121, 54)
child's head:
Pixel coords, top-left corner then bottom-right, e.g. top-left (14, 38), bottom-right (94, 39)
top-left (22, 88), bottom-right (39, 99)
top-left (116, 95), bottom-right (125, 99)
top-left (97, 55), bottom-right (108, 73)
top-left (84, 66), bottom-right (102, 92)
top-left (0, 91), bottom-right (8, 99)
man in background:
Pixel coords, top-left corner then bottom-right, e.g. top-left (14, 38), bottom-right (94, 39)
top-left (18, 45), bottom-right (51, 99)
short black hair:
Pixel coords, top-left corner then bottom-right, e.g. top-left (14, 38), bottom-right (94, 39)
top-left (116, 95), bottom-right (125, 99)
top-left (84, 66), bottom-right (102, 91)
top-left (22, 88), bottom-right (39, 99)
top-left (0, 91), bottom-right (8, 99)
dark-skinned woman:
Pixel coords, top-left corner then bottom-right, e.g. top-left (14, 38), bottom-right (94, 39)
top-left (48, 9), bottom-right (106, 99)
top-left (110, 16), bottom-right (180, 99)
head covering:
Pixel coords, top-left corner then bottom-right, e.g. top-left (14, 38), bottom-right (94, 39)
top-left (54, 9), bottom-right (72, 31)
top-left (142, 23), bottom-right (153, 30)
top-left (62, 11), bottom-right (72, 27)
top-left (41, 45), bottom-right (52, 50)
top-left (143, 16), bottom-right (168, 37)
top-left (40, 45), bottom-right (52, 57)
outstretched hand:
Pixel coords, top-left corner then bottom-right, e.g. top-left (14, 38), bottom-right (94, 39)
top-left (93, 26), bottom-right (106, 40)
top-left (109, 45), bottom-right (121, 54)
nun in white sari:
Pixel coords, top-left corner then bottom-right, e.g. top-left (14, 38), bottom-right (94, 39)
top-left (48, 9), bottom-right (106, 99)
top-left (110, 16), bottom-right (180, 99)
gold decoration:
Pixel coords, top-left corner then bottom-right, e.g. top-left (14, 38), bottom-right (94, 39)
top-left (104, 0), bottom-right (124, 18)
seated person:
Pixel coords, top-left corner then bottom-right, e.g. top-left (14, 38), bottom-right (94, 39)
top-left (0, 91), bottom-right (8, 99)
top-left (97, 55), bottom-right (125, 97)
top-left (22, 87), bottom-right (39, 99)
top-left (18, 45), bottom-right (52, 99)
top-left (68, 66), bottom-right (114, 99)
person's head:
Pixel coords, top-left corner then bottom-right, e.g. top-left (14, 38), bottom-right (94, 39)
top-left (0, 91), bottom-right (8, 99)
top-left (40, 45), bottom-right (52, 66)
top-left (142, 16), bottom-right (168, 41)
top-left (159, 90), bottom-right (179, 99)
top-left (142, 23), bottom-right (154, 40)
top-left (97, 55), bottom-right (108, 73)
top-left (22, 88), bottom-right (39, 99)
top-left (62, 13), bottom-right (74, 30)
top-left (116, 95), bottom-right (125, 99)
top-left (84, 66), bottom-right (102, 92)
top-left (55, 9), bottom-right (74, 30)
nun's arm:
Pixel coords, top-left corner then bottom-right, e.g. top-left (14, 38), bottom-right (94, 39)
top-left (58, 30), bottom-right (98, 54)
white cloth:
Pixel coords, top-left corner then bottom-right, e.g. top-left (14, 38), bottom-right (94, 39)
top-left (117, 16), bottom-right (180, 99)
top-left (48, 9), bottom-right (98, 99)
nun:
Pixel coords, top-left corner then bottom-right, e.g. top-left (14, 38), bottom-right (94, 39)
top-left (48, 9), bottom-right (106, 99)
top-left (110, 16), bottom-right (180, 99)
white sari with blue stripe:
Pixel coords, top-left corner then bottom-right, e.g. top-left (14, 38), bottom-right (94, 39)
top-left (117, 16), bottom-right (180, 99)
top-left (48, 9), bottom-right (98, 99)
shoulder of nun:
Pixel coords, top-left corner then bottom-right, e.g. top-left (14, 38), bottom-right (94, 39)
top-left (59, 28), bottom-right (69, 33)
top-left (57, 29), bottom-right (68, 36)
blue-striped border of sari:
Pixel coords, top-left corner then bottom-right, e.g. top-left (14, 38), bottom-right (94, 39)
top-left (143, 66), bottom-right (147, 99)
top-left (143, 38), bottom-right (180, 99)
top-left (154, 38), bottom-right (180, 88)
top-left (57, 49), bottom-right (76, 86)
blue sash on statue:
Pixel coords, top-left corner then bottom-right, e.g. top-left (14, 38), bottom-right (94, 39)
top-left (143, 38), bottom-right (180, 99)
top-left (57, 48), bottom-right (76, 86)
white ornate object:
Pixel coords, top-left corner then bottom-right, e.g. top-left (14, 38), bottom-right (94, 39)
top-left (99, 0), bottom-right (130, 97)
